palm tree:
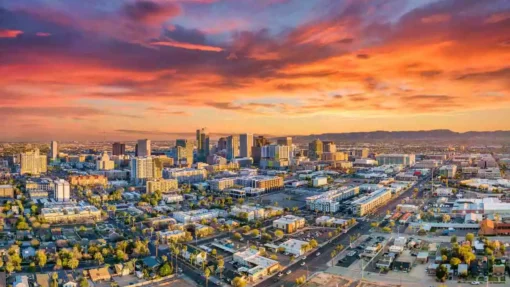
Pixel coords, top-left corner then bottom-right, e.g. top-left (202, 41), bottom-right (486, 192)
top-left (217, 258), bottom-right (224, 279)
top-left (204, 267), bottom-right (211, 287)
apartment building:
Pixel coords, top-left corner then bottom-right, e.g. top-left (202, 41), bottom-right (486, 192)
top-left (375, 154), bottom-right (416, 166)
top-left (162, 193), bottom-right (184, 203)
top-left (439, 165), bottom-right (457, 178)
top-left (146, 178), bottom-right (178, 193)
top-left (306, 186), bottom-right (360, 213)
top-left (68, 175), bottom-right (108, 187)
top-left (173, 209), bottom-right (219, 223)
top-left (0, 185), bottom-right (14, 198)
top-left (20, 149), bottom-right (47, 175)
top-left (130, 157), bottom-right (163, 184)
top-left (163, 168), bottom-right (207, 183)
top-left (352, 188), bottom-right (392, 216)
top-left (235, 176), bottom-right (283, 191)
top-left (273, 215), bottom-right (306, 233)
top-left (54, 179), bottom-right (70, 202)
top-left (96, 151), bottom-right (115, 170)
top-left (209, 178), bottom-right (236, 191)
top-left (321, 152), bottom-right (348, 161)
top-left (41, 205), bottom-right (101, 223)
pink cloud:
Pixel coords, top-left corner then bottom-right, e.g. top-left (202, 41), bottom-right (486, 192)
top-left (36, 32), bottom-right (52, 37)
top-left (151, 40), bottom-right (224, 52)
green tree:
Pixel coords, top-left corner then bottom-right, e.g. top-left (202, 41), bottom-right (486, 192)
top-left (159, 262), bottom-right (173, 277)
top-left (36, 250), bottom-right (47, 270)
top-left (465, 233), bottom-right (475, 244)
top-left (232, 277), bottom-right (247, 287)
top-left (450, 257), bottom-right (461, 270)
top-left (79, 277), bottom-right (89, 287)
top-left (217, 258), bottom-right (224, 279)
top-left (275, 230), bottom-right (284, 238)
top-left (233, 232), bottom-right (242, 240)
top-left (69, 258), bottom-right (79, 270)
top-left (450, 235), bottom-right (457, 244)
top-left (51, 273), bottom-right (58, 287)
top-left (204, 267), bottom-right (211, 287)
top-left (436, 264), bottom-right (448, 282)
top-left (94, 252), bottom-right (104, 265)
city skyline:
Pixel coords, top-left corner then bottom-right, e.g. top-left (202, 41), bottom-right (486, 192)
top-left (1, 0), bottom-right (510, 141)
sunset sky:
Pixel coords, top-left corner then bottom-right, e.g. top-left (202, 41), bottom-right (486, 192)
top-left (1, 0), bottom-right (509, 141)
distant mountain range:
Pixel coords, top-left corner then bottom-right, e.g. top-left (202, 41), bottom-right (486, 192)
top-left (289, 129), bottom-right (510, 142)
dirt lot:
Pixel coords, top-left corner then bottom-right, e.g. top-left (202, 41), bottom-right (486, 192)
top-left (356, 280), bottom-right (400, 287)
top-left (303, 272), bottom-right (353, 287)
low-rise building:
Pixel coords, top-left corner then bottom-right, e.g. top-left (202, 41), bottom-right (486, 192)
top-left (158, 230), bottom-right (185, 242)
top-left (68, 175), bottom-right (108, 187)
top-left (235, 176), bottom-right (283, 191)
top-left (162, 193), bottom-right (184, 203)
top-left (306, 186), bottom-right (359, 213)
top-left (352, 188), bottom-right (392, 216)
top-left (230, 205), bottom-right (265, 221)
top-left (163, 168), bottom-right (207, 183)
top-left (146, 178), bottom-right (178, 193)
top-left (233, 248), bottom-right (280, 282)
top-left (273, 215), bottom-right (305, 233)
top-left (439, 165), bottom-right (457, 178)
top-left (173, 209), bottom-right (219, 223)
top-left (312, 177), bottom-right (328, 187)
top-left (278, 239), bottom-right (309, 256)
top-left (0, 185), bottom-right (14, 198)
top-left (209, 178), bottom-right (236, 191)
top-left (41, 204), bottom-right (101, 223)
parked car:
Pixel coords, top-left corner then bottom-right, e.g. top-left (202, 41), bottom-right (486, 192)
top-left (316, 252), bottom-right (321, 256)
top-left (471, 282), bottom-right (480, 285)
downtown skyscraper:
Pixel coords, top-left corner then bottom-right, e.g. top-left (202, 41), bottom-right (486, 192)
top-left (239, 133), bottom-right (253, 158)
top-left (196, 128), bottom-right (210, 160)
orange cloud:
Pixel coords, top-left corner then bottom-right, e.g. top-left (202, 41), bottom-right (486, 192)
top-left (0, 29), bottom-right (23, 38)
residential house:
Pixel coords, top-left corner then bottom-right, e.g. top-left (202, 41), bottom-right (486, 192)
top-left (35, 274), bottom-right (50, 287)
top-left (88, 267), bottom-right (111, 282)
top-left (141, 256), bottom-right (160, 271)
top-left (22, 247), bottom-right (35, 259)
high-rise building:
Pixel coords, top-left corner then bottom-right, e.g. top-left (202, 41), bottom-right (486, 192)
top-left (239, 133), bottom-right (253, 158)
top-left (130, 157), bottom-right (163, 184)
top-left (50, 141), bottom-right (58, 160)
top-left (54, 179), bottom-right (70, 202)
top-left (196, 128), bottom-right (210, 159)
top-left (261, 145), bottom-right (291, 160)
top-left (217, 137), bottom-right (227, 150)
top-left (322, 141), bottom-right (336, 153)
top-left (308, 139), bottom-right (323, 160)
top-left (252, 136), bottom-right (270, 165)
top-left (96, 151), bottom-right (115, 170)
top-left (227, 135), bottom-right (240, 160)
top-left (175, 139), bottom-right (194, 166)
top-left (375, 154), bottom-right (416, 166)
top-left (136, 139), bottom-right (151, 157)
top-left (277, 137), bottom-right (292, 147)
top-left (112, 142), bottom-right (125, 156)
top-left (20, 149), bottom-right (47, 175)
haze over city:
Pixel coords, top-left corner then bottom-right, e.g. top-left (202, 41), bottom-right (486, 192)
top-left (1, 0), bottom-right (510, 141)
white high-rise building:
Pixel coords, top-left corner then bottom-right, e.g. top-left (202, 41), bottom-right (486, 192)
top-left (54, 179), bottom-right (70, 202)
top-left (130, 157), bottom-right (162, 184)
top-left (136, 139), bottom-right (151, 157)
top-left (239, 133), bottom-right (253, 158)
top-left (96, 151), bottom-right (115, 170)
top-left (50, 141), bottom-right (58, 160)
top-left (20, 149), bottom-right (47, 175)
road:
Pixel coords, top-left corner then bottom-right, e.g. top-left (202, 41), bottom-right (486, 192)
top-left (258, 221), bottom-right (370, 287)
top-left (259, 171), bottom-right (436, 287)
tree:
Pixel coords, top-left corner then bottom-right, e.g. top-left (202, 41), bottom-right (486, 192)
top-left (233, 232), bottom-right (242, 240)
top-left (217, 258), bottom-right (224, 279)
top-left (465, 233), bottom-right (475, 244)
top-left (275, 230), bottom-right (284, 238)
top-left (50, 272), bottom-right (58, 287)
top-left (381, 227), bottom-right (392, 233)
top-left (232, 277), bottom-right (247, 287)
top-left (204, 267), bottom-right (211, 287)
top-left (159, 262), bottom-right (173, 277)
top-left (309, 239), bottom-right (318, 248)
top-left (330, 250), bottom-right (337, 258)
top-left (69, 258), bottom-right (79, 270)
top-left (36, 250), bottom-right (47, 270)
top-left (79, 277), bottom-right (89, 287)
top-left (327, 232), bottom-right (333, 238)
top-left (450, 257), bottom-right (461, 270)
top-left (251, 229), bottom-right (260, 237)
top-left (442, 214), bottom-right (451, 223)
top-left (94, 252), bottom-right (104, 265)
top-left (450, 235), bottom-right (457, 244)
top-left (436, 264), bottom-right (448, 282)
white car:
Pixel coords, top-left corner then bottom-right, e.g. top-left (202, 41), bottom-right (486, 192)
top-left (286, 270), bottom-right (292, 275)
top-left (316, 252), bottom-right (321, 256)
top-left (278, 273), bottom-right (283, 277)
top-left (301, 262), bottom-right (306, 266)
top-left (471, 282), bottom-right (480, 285)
